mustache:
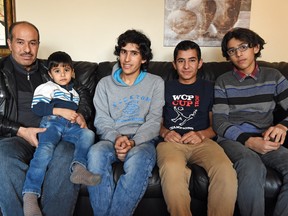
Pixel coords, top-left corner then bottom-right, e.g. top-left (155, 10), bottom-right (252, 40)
top-left (20, 52), bottom-right (33, 57)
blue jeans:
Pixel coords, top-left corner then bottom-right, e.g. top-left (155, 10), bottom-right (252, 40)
top-left (87, 139), bottom-right (157, 216)
top-left (219, 139), bottom-right (288, 216)
top-left (0, 136), bottom-right (79, 216)
top-left (23, 115), bottom-right (95, 197)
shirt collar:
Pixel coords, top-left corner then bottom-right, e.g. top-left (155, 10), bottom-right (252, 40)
top-left (233, 63), bottom-right (260, 82)
top-left (114, 68), bottom-right (147, 86)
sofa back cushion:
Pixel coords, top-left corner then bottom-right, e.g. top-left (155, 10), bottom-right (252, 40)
top-left (72, 59), bottom-right (288, 100)
top-left (74, 60), bottom-right (288, 137)
top-left (96, 61), bottom-right (179, 83)
top-left (73, 61), bottom-right (98, 95)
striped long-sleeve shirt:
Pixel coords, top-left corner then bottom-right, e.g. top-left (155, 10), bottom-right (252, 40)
top-left (212, 66), bottom-right (288, 144)
top-left (31, 81), bottom-right (79, 117)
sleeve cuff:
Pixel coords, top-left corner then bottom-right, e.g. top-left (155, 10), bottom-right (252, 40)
top-left (236, 133), bottom-right (262, 145)
top-left (279, 120), bottom-right (288, 129)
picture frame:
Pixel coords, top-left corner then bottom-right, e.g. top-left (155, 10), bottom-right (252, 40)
top-left (164, 0), bottom-right (251, 47)
top-left (0, 0), bottom-right (15, 57)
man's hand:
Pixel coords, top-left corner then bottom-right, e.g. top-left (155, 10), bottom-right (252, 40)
top-left (114, 136), bottom-right (134, 161)
top-left (75, 113), bottom-right (88, 128)
top-left (245, 136), bottom-right (281, 154)
top-left (181, 131), bottom-right (204, 144)
top-left (262, 124), bottom-right (287, 144)
top-left (17, 126), bottom-right (46, 147)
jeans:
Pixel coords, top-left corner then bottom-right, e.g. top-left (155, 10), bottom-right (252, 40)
top-left (23, 115), bottom-right (95, 197)
top-left (219, 139), bottom-right (288, 216)
top-left (0, 136), bottom-right (79, 216)
top-left (157, 138), bottom-right (237, 216)
top-left (87, 139), bottom-right (157, 216)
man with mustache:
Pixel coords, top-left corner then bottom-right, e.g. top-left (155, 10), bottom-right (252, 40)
top-left (0, 21), bottom-right (92, 216)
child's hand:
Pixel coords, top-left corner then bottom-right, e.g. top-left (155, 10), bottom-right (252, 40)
top-left (53, 108), bottom-right (78, 121)
top-left (63, 109), bottom-right (78, 122)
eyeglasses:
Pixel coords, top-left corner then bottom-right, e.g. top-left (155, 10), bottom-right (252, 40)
top-left (227, 44), bottom-right (250, 56)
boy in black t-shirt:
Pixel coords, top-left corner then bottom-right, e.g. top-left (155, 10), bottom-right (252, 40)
top-left (156, 40), bottom-right (237, 216)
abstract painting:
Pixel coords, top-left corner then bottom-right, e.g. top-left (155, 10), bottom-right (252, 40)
top-left (164, 0), bottom-right (251, 47)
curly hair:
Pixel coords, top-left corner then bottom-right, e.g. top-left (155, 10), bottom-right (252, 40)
top-left (114, 29), bottom-right (153, 71)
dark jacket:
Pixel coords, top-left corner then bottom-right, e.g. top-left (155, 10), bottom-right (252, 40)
top-left (0, 56), bottom-right (94, 137)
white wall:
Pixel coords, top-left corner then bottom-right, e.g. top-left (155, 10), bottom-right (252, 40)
top-left (15, 0), bottom-right (288, 62)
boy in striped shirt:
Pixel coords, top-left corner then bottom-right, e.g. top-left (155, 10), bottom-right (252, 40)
top-left (22, 51), bottom-right (100, 216)
top-left (213, 28), bottom-right (288, 216)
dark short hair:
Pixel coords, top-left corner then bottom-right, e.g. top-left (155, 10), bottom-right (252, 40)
top-left (8, 21), bottom-right (40, 42)
top-left (221, 27), bottom-right (266, 60)
top-left (173, 40), bottom-right (201, 62)
top-left (114, 29), bottom-right (153, 71)
top-left (47, 51), bottom-right (73, 71)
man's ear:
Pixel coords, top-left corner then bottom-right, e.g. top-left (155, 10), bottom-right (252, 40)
top-left (172, 61), bottom-right (176, 70)
top-left (7, 39), bottom-right (12, 51)
top-left (198, 58), bottom-right (203, 69)
top-left (254, 44), bottom-right (260, 54)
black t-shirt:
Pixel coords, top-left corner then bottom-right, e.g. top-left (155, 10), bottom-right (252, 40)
top-left (163, 79), bottom-right (214, 136)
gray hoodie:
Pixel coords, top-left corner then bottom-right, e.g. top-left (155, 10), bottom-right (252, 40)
top-left (93, 63), bottom-right (164, 145)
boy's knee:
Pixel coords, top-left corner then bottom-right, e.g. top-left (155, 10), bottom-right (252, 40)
top-left (236, 157), bottom-right (266, 178)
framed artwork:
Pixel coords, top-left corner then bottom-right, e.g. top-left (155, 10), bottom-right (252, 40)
top-left (164, 0), bottom-right (252, 47)
top-left (0, 0), bottom-right (15, 57)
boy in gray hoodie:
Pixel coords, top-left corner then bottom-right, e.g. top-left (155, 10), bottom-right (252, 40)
top-left (87, 29), bottom-right (164, 216)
